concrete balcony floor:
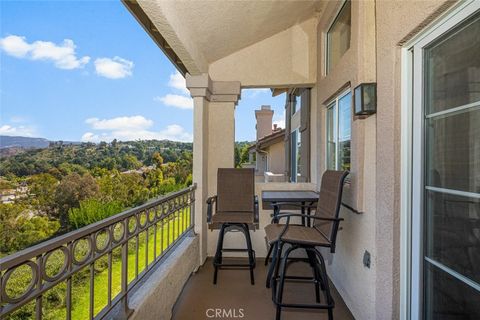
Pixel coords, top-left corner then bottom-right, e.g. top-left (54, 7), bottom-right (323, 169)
top-left (173, 258), bottom-right (354, 320)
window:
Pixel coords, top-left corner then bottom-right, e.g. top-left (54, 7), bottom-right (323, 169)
top-left (326, 1), bottom-right (351, 74)
top-left (286, 88), bottom-right (310, 183)
top-left (291, 93), bottom-right (302, 115)
top-left (290, 129), bottom-right (301, 182)
top-left (326, 91), bottom-right (351, 170)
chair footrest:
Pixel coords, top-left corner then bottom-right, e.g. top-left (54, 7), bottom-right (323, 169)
top-left (280, 275), bottom-right (316, 281)
top-left (275, 302), bottom-right (335, 309)
top-left (221, 248), bottom-right (251, 252)
top-left (216, 263), bottom-right (254, 268)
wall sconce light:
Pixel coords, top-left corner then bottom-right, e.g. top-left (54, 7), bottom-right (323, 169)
top-left (354, 83), bottom-right (376, 116)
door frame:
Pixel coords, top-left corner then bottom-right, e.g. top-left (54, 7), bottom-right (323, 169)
top-left (400, 1), bottom-right (480, 319)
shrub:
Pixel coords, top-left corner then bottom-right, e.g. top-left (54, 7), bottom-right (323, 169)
top-left (68, 199), bottom-right (123, 229)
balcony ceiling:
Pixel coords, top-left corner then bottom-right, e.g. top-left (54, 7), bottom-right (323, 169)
top-left (166, 0), bottom-right (324, 63)
top-left (131, 0), bottom-right (325, 74)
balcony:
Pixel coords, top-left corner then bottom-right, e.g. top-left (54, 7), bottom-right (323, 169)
top-left (2, 0), bottom-right (479, 318)
top-left (172, 258), bottom-right (354, 320)
top-left (0, 184), bottom-right (356, 320)
top-left (0, 186), bottom-right (197, 320)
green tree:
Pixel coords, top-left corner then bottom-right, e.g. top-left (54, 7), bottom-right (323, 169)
top-left (28, 173), bottom-right (58, 215)
top-left (240, 144), bottom-right (252, 164)
top-left (234, 146), bottom-right (241, 167)
top-left (54, 173), bottom-right (99, 227)
top-left (100, 157), bottom-right (117, 170)
top-left (151, 152), bottom-right (164, 167)
top-left (0, 203), bottom-right (60, 255)
top-left (121, 154), bottom-right (142, 170)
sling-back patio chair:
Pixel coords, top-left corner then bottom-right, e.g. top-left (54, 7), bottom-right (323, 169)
top-left (207, 168), bottom-right (259, 285)
top-left (264, 170), bottom-right (349, 320)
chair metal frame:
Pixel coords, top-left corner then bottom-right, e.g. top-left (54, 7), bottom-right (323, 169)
top-left (265, 170), bottom-right (349, 320)
top-left (206, 169), bottom-right (259, 285)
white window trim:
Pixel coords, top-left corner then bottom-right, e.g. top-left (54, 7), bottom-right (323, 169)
top-left (325, 88), bottom-right (351, 171)
top-left (400, 1), bottom-right (480, 319)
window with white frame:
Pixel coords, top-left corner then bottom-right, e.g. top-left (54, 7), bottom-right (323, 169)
top-left (290, 93), bottom-right (302, 180)
top-left (326, 0), bottom-right (351, 75)
top-left (290, 129), bottom-right (302, 182)
top-left (286, 88), bottom-right (310, 182)
top-left (291, 92), bottom-right (302, 115)
top-left (326, 90), bottom-right (351, 171)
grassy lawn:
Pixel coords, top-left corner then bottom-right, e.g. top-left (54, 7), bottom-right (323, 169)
top-left (5, 208), bottom-right (191, 320)
top-left (71, 208), bottom-right (191, 319)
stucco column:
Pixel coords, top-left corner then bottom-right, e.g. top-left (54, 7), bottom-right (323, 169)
top-left (187, 73), bottom-right (240, 264)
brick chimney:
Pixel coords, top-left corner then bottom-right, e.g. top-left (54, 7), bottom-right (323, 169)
top-left (255, 105), bottom-right (273, 141)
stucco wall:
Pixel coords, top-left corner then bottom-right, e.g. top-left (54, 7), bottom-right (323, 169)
top-left (207, 101), bottom-right (235, 197)
top-left (129, 235), bottom-right (199, 320)
top-left (137, 0), bottom-right (208, 74)
top-left (266, 142), bottom-right (285, 174)
top-left (374, 2), bottom-right (455, 319)
top-left (315, 1), bottom-right (377, 319)
top-left (208, 17), bottom-right (318, 87)
top-left (314, 1), bottom-right (455, 319)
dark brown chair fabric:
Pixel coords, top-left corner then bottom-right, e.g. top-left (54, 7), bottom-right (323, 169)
top-left (207, 168), bottom-right (257, 285)
top-left (265, 224), bottom-right (330, 246)
top-left (264, 170), bottom-right (349, 319)
top-left (216, 168), bottom-right (255, 213)
top-left (264, 170), bottom-right (348, 249)
top-left (211, 212), bottom-right (253, 224)
top-left (313, 170), bottom-right (348, 243)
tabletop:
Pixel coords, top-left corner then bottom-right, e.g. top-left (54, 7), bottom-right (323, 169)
top-left (261, 190), bottom-right (318, 210)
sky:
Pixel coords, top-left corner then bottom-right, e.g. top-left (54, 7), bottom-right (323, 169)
top-left (0, 0), bottom-right (285, 143)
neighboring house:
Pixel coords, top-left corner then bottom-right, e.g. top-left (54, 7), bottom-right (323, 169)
top-left (249, 94), bottom-right (312, 183)
top-left (0, 185), bottom-right (28, 204)
top-left (247, 105), bottom-right (286, 182)
top-left (0, 189), bottom-right (16, 204)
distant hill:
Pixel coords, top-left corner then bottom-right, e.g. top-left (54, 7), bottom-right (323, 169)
top-left (0, 136), bottom-right (50, 149)
top-left (0, 136), bottom-right (83, 149)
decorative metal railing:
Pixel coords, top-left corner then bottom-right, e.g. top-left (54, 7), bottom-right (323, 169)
top-left (0, 185), bottom-right (196, 320)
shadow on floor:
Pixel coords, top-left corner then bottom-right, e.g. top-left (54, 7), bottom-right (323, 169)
top-left (172, 258), bottom-right (354, 320)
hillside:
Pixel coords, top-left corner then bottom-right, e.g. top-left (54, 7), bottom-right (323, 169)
top-left (0, 135), bottom-right (50, 149)
top-left (0, 139), bottom-right (193, 177)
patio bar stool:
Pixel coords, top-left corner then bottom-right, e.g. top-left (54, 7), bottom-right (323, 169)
top-left (207, 168), bottom-right (259, 285)
top-left (264, 170), bottom-right (349, 320)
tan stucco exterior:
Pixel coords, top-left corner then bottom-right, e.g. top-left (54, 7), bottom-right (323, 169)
top-left (130, 1), bottom-right (462, 319)
top-left (209, 17), bottom-right (319, 87)
top-left (266, 142), bottom-right (285, 174)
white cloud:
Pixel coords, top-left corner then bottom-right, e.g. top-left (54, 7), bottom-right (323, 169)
top-left (0, 124), bottom-right (36, 137)
top-left (273, 110), bottom-right (285, 130)
top-left (0, 35), bottom-right (90, 69)
top-left (0, 35), bottom-right (31, 57)
top-left (156, 124), bottom-right (193, 141)
top-left (168, 71), bottom-right (189, 94)
top-left (85, 115), bottom-right (152, 130)
top-left (154, 94), bottom-right (193, 110)
top-left (81, 132), bottom-right (98, 142)
top-left (154, 71), bottom-right (193, 110)
top-left (82, 116), bottom-right (192, 142)
top-left (94, 56), bottom-right (133, 79)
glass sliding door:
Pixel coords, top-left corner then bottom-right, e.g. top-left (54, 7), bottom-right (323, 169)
top-left (416, 8), bottom-right (480, 319)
